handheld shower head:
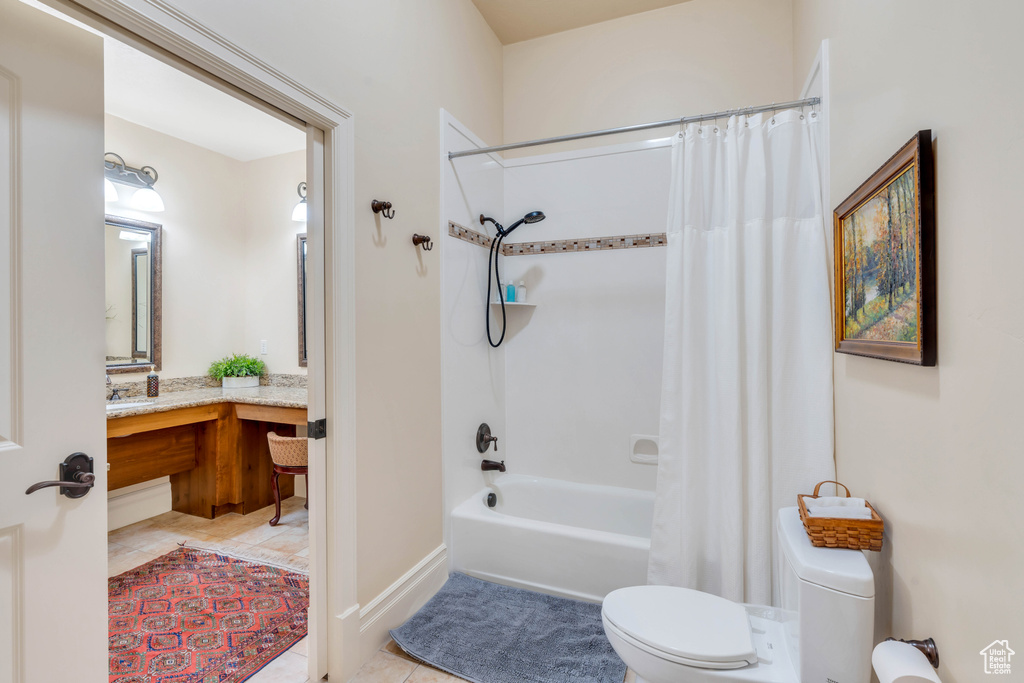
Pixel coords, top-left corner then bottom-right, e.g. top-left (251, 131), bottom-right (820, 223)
top-left (481, 209), bottom-right (546, 348)
top-left (479, 211), bottom-right (545, 236)
top-left (499, 210), bottom-right (546, 236)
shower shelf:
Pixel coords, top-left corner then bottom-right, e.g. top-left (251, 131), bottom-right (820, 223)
top-left (490, 301), bottom-right (536, 308)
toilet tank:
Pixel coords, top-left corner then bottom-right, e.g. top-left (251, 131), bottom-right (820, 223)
top-left (777, 507), bottom-right (874, 683)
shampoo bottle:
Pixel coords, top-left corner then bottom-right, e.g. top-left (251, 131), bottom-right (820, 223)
top-left (506, 279), bottom-right (516, 303)
top-left (516, 281), bottom-right (527, 303)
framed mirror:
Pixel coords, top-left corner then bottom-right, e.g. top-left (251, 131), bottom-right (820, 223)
top-left (106, 215), bottom-right (161, 373)
top-left (297, 234), bottom-right (307, 367)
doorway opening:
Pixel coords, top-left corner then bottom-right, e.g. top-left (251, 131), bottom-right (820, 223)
top-left (15, 0), bottom-right (348, 680)
top-left (100, 35), bottom-right (312, 682)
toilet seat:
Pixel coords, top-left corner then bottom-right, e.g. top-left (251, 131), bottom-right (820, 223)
top-left (602, 586), bottom-right (757, 670)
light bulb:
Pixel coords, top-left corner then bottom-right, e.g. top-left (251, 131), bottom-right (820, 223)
top-left (130, 187), bottom-right (165, 212)
top-left (292, 199), bottom-right (307, 223)
top-left (105, 178), bottom-right (118, 202)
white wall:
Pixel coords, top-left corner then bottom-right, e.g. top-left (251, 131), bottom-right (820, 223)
top-left (441, 113), bottom-right (506, 551)
top-left (502, 141), bottom-right (671, 491)
top-left (105, 114), bottom-right (248, 379)
top-left (793, 2), bottom-right (1024, 681)
top-left (241, 150), bottom-right (308, 376)
top-left (105, 116), bottom-right (307, 380)
top-left (503, 0), bottom-right (795, 156)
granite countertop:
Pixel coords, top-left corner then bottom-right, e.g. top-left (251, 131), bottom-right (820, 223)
top-left (106, 386), bottom-right (308, 419)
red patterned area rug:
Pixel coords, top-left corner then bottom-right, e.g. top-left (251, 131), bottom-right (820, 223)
top-left (108, 547), bottom-right (308, 683)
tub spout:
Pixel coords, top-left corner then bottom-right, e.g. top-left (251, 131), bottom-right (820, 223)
top-left (481, 459), bottom-right (506, 472)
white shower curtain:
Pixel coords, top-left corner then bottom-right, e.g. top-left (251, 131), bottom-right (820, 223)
top-left (647, 110), bottom-right (835, 605)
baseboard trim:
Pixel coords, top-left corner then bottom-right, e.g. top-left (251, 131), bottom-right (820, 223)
top-left (107, 481), bottom-right (172, 531)
top-left (358, 544), bottom-right (448, 663)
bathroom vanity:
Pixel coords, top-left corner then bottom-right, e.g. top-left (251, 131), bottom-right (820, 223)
top-left (106, 386), bottom-right (307, 518)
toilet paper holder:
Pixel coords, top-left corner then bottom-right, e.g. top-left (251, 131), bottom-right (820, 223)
top-left (885, 637), bottom-right (940, 668)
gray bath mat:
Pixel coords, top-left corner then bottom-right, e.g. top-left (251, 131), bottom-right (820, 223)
top-left (390, 573), bottom-right (626, 683)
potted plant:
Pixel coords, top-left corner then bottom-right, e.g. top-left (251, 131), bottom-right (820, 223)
top-left (209, 353), bottom-right (266, 388)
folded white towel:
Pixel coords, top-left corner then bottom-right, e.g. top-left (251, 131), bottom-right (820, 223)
top-left (807, 506), bottom-right (873, 520)
top-left (809, 496), bottom-right (866, 508)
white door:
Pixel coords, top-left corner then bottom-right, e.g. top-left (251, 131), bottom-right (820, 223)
top-left (0, 1), bottom-right (108, 682)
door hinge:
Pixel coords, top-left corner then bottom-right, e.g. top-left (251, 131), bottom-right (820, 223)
top-left (307, 418), bottom-right (327, 440)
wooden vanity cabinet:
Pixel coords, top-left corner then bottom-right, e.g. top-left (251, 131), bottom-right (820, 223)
top-left (107, 402), bottom-right (306, 519)
top-left (107, 424), bottom-right (197, 490)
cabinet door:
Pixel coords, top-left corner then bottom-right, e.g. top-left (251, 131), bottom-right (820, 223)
top-left (108, 425), bottom-right (198, 490)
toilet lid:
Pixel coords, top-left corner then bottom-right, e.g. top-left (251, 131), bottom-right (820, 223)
top-left (602, 586), bottom-right (756, 667)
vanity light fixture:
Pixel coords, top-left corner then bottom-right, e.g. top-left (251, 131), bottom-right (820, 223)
top-left (104, 152), bottom-right (165, 213)
top-left (292, 181), bottom-right (307, 222)
top-left (104, 178), bottom-right (118, 202)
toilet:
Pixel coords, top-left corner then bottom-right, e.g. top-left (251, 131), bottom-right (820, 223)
top-left (602, 507), bottom-right (875, 683)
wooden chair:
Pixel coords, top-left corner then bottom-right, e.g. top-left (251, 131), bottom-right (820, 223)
top-left (266, 431), bottom-right (309, 526)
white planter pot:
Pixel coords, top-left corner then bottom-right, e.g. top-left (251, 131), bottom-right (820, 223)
top-left (222, 376), bottom-right (260, 389)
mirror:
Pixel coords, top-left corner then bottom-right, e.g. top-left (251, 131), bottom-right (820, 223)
top-left (106, 215), bottom-right (161, 372)
top-left (297, 234), bottom-right (307, 367)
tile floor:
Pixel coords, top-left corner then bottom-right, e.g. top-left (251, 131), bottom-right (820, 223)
top-left (348, 640), bottom-right (637, 683)
top-left (107, 496), bottom-right (311, 683)
top-left (109, 499), bottom-right (635, 683)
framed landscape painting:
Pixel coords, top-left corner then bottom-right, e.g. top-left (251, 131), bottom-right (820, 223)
top-left (834, 130), bottom-right (935, 365)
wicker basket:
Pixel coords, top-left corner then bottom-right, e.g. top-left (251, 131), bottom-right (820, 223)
top-left (797, 480), bottom-right (883, 551)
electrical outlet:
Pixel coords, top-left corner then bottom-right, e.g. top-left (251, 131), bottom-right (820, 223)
top-left (260, 340), bottom-right (268, 355)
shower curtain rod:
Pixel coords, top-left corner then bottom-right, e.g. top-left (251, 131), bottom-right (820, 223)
top-left (448, 97), bottom-right (820, 160)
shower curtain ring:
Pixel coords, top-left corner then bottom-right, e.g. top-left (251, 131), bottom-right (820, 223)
top-left (771, 102), bottom-right (777, 125)
top-left (713, 111), bottom-right (719, 134)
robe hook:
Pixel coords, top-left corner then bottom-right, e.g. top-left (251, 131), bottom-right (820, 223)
top-left (412, 234), bottom-right (433, 251)
top-left (371, 199), bottom-right (396, 219)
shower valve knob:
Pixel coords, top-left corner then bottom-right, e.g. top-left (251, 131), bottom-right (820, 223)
top-left (476, 423), bottom-right (498, 453)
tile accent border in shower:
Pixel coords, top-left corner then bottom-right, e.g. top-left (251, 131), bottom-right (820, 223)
top-left (449, 221), bottom-right (495, 249)
top-left (447, 220), bottom-right (667, 256)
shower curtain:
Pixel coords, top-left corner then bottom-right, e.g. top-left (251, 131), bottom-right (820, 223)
top-left (648, 110), bottom-right (835, 605)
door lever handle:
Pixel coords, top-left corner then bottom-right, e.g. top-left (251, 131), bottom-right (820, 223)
top-left (25, 453), bottom-right (95, 499)
top-left (26, 471), bottom-right (95, 495)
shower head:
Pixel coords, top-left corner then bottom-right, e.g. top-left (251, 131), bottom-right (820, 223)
top-left (480, 210), bottom-right (546, 237)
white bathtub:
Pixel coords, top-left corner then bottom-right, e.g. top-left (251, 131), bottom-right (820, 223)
top-left (450, 474), bottom-right (654, 602)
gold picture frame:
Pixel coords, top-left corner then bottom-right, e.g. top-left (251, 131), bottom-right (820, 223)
top-left (833, 130), bottom-right (935, 365)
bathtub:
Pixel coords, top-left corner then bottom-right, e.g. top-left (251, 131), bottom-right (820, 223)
top-left (450, 474), bottom-right (654, 602)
